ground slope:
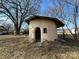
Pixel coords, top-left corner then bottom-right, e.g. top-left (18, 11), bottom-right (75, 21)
top-left (0, 35), bottom-right (79, 59)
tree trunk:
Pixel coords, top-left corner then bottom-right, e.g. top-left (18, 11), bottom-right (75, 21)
top-left (14, 24), bottom-right (20, 35)
top-left (62, 27), bottom-right (65, 39)
top-left (74, 0), bottom-right (78, 40)
top-left (15, 28), bottom-right (20, 35)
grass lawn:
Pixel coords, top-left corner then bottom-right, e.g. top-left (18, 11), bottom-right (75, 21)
top-left (0, 35), bottom-right (79, 59)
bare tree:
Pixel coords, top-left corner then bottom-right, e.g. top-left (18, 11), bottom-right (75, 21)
top-left (0, 0), bottom-right (41, 34)
top-left (46, 0), bottom-right (79, 40)
top-left (73, 0), bottom-right (78, 40)
top-left (4, 23), bottom-right (13, 34)
top-left (0, 18), bottom-right (13, 34)
top-left (62, 0), bottom-right (79, 40)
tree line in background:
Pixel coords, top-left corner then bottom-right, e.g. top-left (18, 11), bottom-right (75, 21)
top-left (0, 19), bottom-right (13, 34)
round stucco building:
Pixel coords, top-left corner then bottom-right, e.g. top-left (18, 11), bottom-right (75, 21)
top-left (26, 15), bottom-right (64, 43)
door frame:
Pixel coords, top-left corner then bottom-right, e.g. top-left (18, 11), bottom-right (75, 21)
top-left (35, 27), bottom-right (41, 42)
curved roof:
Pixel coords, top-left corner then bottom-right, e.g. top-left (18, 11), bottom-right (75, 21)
top-left (25, 15), bottom-right (64, 28)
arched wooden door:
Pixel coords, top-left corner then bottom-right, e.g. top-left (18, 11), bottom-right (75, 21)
top-left (35, 27), bottom-right (41, 42)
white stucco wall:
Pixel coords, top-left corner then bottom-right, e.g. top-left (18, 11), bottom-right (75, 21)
top-left (29, 19), bottom-right (58, 43)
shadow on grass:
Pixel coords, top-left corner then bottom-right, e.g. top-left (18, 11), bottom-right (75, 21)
top-left (60, 38), bottom-right (79, 47)
top-left (23, 39), bottom-right (79, 57)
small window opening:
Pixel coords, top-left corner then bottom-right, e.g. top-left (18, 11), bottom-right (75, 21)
top-left (43, 28), bottom-right (47, 33)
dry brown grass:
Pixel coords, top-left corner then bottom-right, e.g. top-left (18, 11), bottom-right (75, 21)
top-left (0, 35), bottom-right (79, 59)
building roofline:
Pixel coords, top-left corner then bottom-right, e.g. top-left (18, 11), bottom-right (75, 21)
top-left (25, 15), bottom-right (64, 28)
